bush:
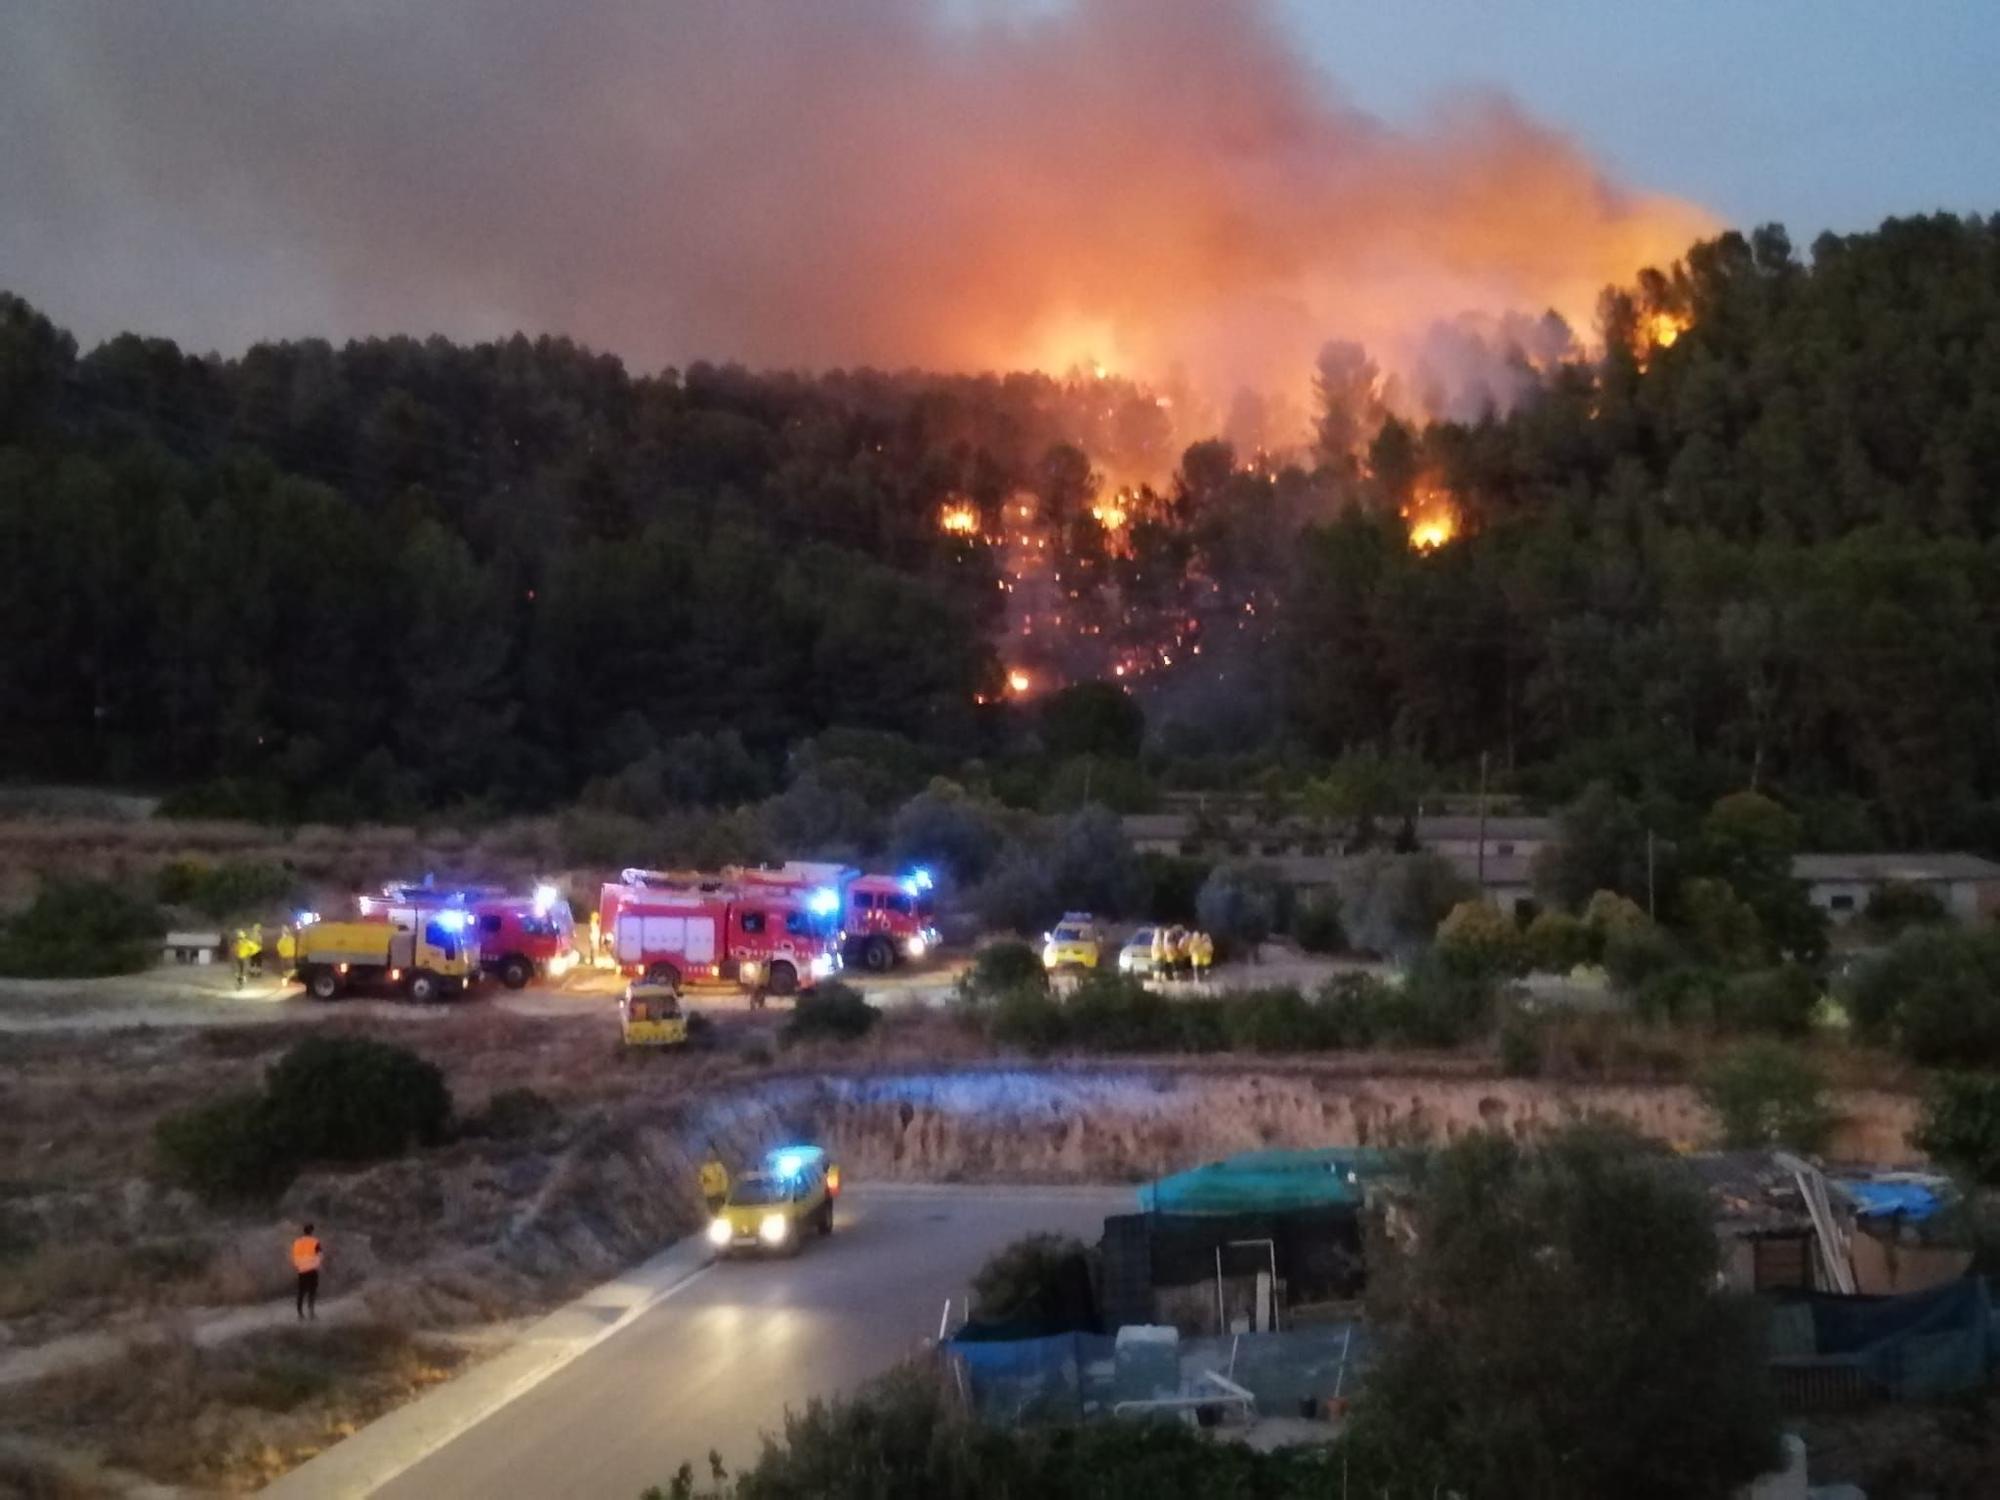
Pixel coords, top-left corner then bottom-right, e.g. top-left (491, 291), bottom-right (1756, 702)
top-left (155, 859), bottom-right (299, 920)
top-left (989, 985), bottom-right (1069, 1055)
top-left (1062, 972), bottom-right (1186, 1051)
top-left (970, 1233), bottom-right (1094, 1325)
top-left (1602, 921), bottom-right (1676, 992)
top-left (1844, 927), bottom-right (2000, 1066)
top-left (1194, 864), bottom-right (1281, 954)
top-left (1393, 948), bottom-right (1499, 1047)
top-left (782, 982), bottom-right (880, 1044)
top-left (264, 1036), bottom-right (452, 1163)
top-left (1863, 879), bottom-right (1948, 935)
top-left (1914, 1074), bottom-right (2000, 1186)
top-left (1139, 851), bottom-right (1209, 928)
top-left (1523, 910), bottom-right (1593, 973)
top-left (1697, 1040), bottom-right (1834, 1151)
top-left (1498, 1008), bottom-right (1543, 1077)
top-left (1290, 887), bottom-right (1346, 954)
top-left (1338, 851), bottom-right (1473, 957)
top-left (1435, 899), bottom-right (1527, 980)
top-left (965, 939), bottom-right (1048, 1000)
top-left (1715, 963), bottom-right (1819, 1037)
top-left (464, 1086), bottom-right (559, 1141)
top-left (155, 1090), bottom-right (296, 1202)
top-left (1221, 985), bottom-right (1331, 1052)
top-left (1632, 964), bottom-right (1727, 1026)
top-left (0, 876), bottom-right (162, 978)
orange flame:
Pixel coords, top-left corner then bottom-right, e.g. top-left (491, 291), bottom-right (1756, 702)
top-left (1402, 478), bottom-right (1460, 551)
top-left (1005, 669), bottom-right (1033, 696)
top-left (939, 500), bottom-right (980, 536)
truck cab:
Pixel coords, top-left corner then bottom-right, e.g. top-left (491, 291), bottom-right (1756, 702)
top-left (372, 883), bottom-right (579, 990)
top-left (294, 910), bottom-right (478, 1002)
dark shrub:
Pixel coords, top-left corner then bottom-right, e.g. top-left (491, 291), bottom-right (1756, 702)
top-left (156, 1091), bottom-right (296, 1202)
top-left (1862, 880), bottom-right (1947, 935)
top-left (1063, 972), bottom-right (1184, 1051)
top-left (264, 1036), bottom-right (452, 1163)
top-left (0, 877), bottom-right (162, 978)
top-left (1844, 927), bottom-right (2000, 1066)
top-left (966, 939), bottom-right (1048, 999)
top-left (1221, 986), bottom-right (1329, 1052)
top-left (1498, 1008), bottom-right (1543, 1077)
top-left (155, 859), bottom-right (299, 920)
top-left (1915, 1074), bottom-right (2000, 1186)
top-left (1697, 1041), bottom-right (1834, 1151)
top-left (990, 985), bottom-right (1069, 1054)
top-left (783, 982), bottom-right (880, 1044)
top-left (1291, 888), bottom-right (1347, 955)
top-left (1716, 963), bottom-right (1819, 1037)
top-left (970, 1232), bottom-right (1095, 1325)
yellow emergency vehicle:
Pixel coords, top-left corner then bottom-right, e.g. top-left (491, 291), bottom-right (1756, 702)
top-left (705, 1145), bottom-right (841, 1257)
top-left (620, 980), bottom-right (689, 1047)
top-left (1041, 912), bottom-right (1102, 972)
top-left (293, 911), bottom-right (478, 1002)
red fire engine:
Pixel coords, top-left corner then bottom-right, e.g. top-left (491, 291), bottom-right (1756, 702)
top-left (366, 882), bottom-right (581, 990)
top-left (596, 868), bottom-right (841, 996)
top-left (728, 862), bottom-right (940, 973)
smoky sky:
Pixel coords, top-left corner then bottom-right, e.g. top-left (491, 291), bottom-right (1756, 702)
top-left (0, 0), bottom-right (1712, 397)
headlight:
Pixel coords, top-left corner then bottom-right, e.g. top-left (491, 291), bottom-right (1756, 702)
top-left (1042, 946), bottom-right (1059, 968)
top-left (1118, 952), bottom-right (1133, 971)
top-left (759, 1213), bottom-right (789, 1245)
top-left (905, 935), bottom-right (927, 960)
top-left (707, 1218), bottom-right (732, 1246)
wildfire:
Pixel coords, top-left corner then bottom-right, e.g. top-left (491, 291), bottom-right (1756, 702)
top-left (1402, 478), bottom-right (1460, 552)
top-left (1090, 490), bottom-right (1130, 531)
top-left (939, 501), bottom-right (980, 536)
top-left (1634, 308), bottom-right (1693, 367)
top-left (1006, 669), bottom-right (1033, 696)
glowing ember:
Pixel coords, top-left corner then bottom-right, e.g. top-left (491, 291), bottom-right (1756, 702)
top-left (1006, 669), bottom-right (1033, 696)
top-left (1402, 479), bottom-right (1460, 551)
top-left (939, 501), bottom-right (980, 536)
top-left (1090, 492), bottom-right (1129, 530)
top-left (1634, 309), bottom-right (1693, 367)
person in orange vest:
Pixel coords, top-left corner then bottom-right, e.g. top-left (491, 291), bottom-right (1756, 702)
top-left (292, 1222), bottom-right (324, 1320)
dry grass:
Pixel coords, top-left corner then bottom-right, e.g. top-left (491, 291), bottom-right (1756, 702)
top-left (9, 1324), bottom-right (467, 1492)
top-left (0, 1446), bottom-right (111, 1499)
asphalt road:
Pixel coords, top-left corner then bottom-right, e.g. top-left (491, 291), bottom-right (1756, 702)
top-left (371, 1185), bottom-right (1128, 1500)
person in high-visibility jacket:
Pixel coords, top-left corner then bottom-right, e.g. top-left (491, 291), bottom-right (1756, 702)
top-left (699, 1148), bottom-right (730, 1213)
top-left (275, 925), bottom-right (298, 974)
top-left (1189, 930), bottom-right (1214, 981)
top-left (1166, 926), bottom-right (1191, 980)
top-left (248, 922), bottom-right (267, 978)
top-left (232, 929), bottom-right (257, 988)
top-left (1150, 926), bottom-right (1171, 976)
top-left (291, 1222), bottom-right (324, 1320)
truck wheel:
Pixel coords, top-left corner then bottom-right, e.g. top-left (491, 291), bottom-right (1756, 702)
top-left (407, 970), bottom-right (441, 1004)
top-left (499, 956), bottom-right (531, 990)
top-left (861, 936), bottom-right (894, 973)
top-left (767, 961), bottom-right (798, 997)
top-left (306, 967), bottom-right (341, 1002)
top-left (818, 1201), bottom-right (834, 1236)
top-left (645, 963), bottom-right (681, 991)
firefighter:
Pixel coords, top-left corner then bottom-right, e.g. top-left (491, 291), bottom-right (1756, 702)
top-left (275, 924), bottom-right (298, 977)
top-left (1166, 925), bottom-right (1191, 981)
top-left (1150, 925), bottom-right (1171, 977)
top-left (291, 1222), bottom-right (324, 1320)
top-left (1190, 929), bottom-right (1214, 982)
top-left (699, 1146), bottom-right (730, 1214)
top-left (248, 921), bottom-right (267, 978)
top-left (232, 928), bottom-right (256, 988)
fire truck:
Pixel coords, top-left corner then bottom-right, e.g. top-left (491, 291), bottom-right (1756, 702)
top-left (728, 862), bottom-right (941, 973)
top-left (596, 868), bottom-right (841, 996)
top-left (292, 909), bottom-right (478, 1002)
top-left (365, 882), bottom-right (581, 990)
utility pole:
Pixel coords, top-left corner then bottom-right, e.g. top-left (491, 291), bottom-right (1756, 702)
top-left (1475, 750), bottom-right (1489, 890)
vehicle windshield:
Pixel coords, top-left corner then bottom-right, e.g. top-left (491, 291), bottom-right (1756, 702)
top-left (728, 1175), bottom-right (794, 1207)
top-left (1053, 926), bottom-right (1089, 943)
top-left (1128, 929), bottom-right (1155, 946)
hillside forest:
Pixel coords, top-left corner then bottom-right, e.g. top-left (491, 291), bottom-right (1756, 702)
top-left (3, 214), bottom-right (2000, 850)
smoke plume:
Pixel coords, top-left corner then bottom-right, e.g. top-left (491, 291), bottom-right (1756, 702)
top-left (1, 0), bottom-right (1713, 412)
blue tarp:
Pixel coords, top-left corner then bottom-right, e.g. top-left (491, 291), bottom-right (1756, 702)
top-left (1774, 1276), bottom-right (1993, 1399)
top-left (1835, 1179), bottom-right (1943, 1221)
top-left (1138, 1148), bottom-right (1392, 1215)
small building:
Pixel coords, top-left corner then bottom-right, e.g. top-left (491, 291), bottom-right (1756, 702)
top-left (162, 930), bottom-right (223, 965)
top-left (1790, 852), bottom-right (2000, 925)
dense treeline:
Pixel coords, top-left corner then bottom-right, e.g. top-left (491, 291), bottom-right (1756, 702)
top-left (5, 213), bottom-right (1999, 839)
top-left (0, 301), bottom-right (1173, 814)
top-left (1284, 215), bottom-right (2000, 847)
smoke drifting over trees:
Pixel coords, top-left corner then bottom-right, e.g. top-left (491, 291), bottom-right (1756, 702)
top-left (2, 0), bottom-right (1708, 420)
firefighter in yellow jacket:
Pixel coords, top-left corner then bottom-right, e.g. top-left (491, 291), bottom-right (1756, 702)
top-left (1189, 930), bottom-right (1214, 982)
top-left (232, 929), bottom-right (257, 988)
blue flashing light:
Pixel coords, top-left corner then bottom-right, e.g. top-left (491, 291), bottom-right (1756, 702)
top-left (295, 910), bottom-right (320, 927)
top-left (910, 867), bottom-right (934, 891)
top-left (767, 1145), bottom-right (825, 1181)
top-left (533, 883), bottom-right (559, 914)
top-left (433, 909), bottom-right (468, 933)
top-left (806, 887), bottom-right (841, 918)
